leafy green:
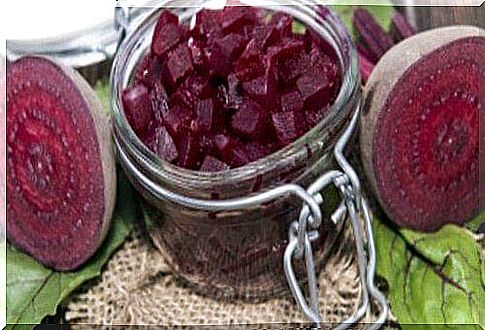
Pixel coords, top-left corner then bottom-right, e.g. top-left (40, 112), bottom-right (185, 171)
top-left (94, 80), bottom-right (110, 116)
top-left (6, 172), bottom-right (137, 327)
top-left (331, 3), bottom-right (394, 38)
top-left (374, 215), bottom-right (483, 329)
top-left (466, 212), bottom-right (484, 232)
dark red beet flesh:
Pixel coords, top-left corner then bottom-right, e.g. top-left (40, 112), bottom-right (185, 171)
top-left (362, 31), bottom-right (483, 231)
top-left (124, 8), bottom-right (342, 171)
top-left (7, 56), bottom-right (115, 270)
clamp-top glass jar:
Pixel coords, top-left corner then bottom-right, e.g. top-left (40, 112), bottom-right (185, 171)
top-left (111, 0), bottom-right (360, 299)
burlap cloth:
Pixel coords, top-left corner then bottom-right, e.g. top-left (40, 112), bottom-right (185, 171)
top-left (66, 218), bottom-right (385, 327)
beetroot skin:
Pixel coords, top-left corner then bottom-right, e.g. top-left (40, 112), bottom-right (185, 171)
top-left (125, 8), bottom-right (341, 171)
top-left (360, 27), bottom-right (484, 232)
top-left (6, 56), bottom-right (116, 270)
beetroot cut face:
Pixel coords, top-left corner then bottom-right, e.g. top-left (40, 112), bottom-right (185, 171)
top-left (6, 56), bottom-right (116, 270)
top-left (361, 28), bottom-right (484, 232)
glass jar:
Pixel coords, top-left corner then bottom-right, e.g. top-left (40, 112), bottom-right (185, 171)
top-left (111, 0), bottom-right (360, 299)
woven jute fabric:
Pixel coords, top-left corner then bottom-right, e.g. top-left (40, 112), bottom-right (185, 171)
top-left (66, 219), bottom-right (380, 327)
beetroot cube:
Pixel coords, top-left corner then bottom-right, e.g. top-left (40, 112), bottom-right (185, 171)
top-left (228, 144), bottom-right (250, 168)
top-left (134, 53), bottom-right (154, 87)
top-left (214, 134), bottom-right (237, 159)
top-left (271, 111), bottom-right (308, 147)
top-left (267, 38), bottom-right (305, 67)
top-left (221, 7), bottom-right (259, 35)
top-left (163, 44), bottom-right (194, 89)
top-left (309, 47), bottom-right (340, 83)
top-left (152, 23), bottom-right (185, 58)
top-left (196, 98), bottom-right (223, 133)
top-left (190, 39), bottom-right (209, 72)
top-left (227, 73), bottom-right (243, 108)
top-left (296, 74), bottom-right (332, 112)
top-left (146, 126), bottom-right (179, 163)
top-left (230, 98), bottom-right (269, 140)
top-left (281, 90), bottom-right (304, 113)
top-left (244, 141), bottom-right (272, 162)
top-left (278, 51), bottom-right (310, 86)
top-left (171, 74), bottom-right (212, 109)
top-left (253, 25), bottom-right (279, 49)
top-left (305, 109), bottom-right (326, 128)
top-left (242, 68), bottom-right (280, 111)
top-left (122, 84), bottom-right (154, 135)
top-left (200, 156), bottom-right (230, 172)
top-left (215, 33), bottom-right (248, 61)
top-left (269, 12), bottom-right (293, 37)
top-left (156, 10), bottom-right (179, 26)
top-left (163, 104), bottom-right (193, 137)
top-left (176, 133), bottom-right (202, 169)
top-left (235, 39), bottom-right (265, 81)
top-left (150, 81), bottom-right (169, 123)
top-left (193, 9), bottom-right (222, 40)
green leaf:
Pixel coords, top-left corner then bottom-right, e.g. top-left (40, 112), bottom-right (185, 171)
top-left (331, 3), bottom-right (394, 38)
top-left (374, 216), bottom-right (483, 329)
top-left (6, 171), bottom-right (137, 327)
top-left (466, 212), bottom-right (484, 232)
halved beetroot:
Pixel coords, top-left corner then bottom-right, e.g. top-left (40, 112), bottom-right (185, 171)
top-left (361, 26), bottom-right (484, 232)
top-left (6, 56), bottom-right (116, 270)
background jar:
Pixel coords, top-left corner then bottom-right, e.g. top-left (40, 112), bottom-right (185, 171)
top-left (111, 0), bottom-right (361, 299)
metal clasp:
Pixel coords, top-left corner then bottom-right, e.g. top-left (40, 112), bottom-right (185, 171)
top-left (283, 105), bottom-right (389, 329)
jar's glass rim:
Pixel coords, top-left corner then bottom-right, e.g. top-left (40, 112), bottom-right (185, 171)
top-left (111, 1), bottom-right (360, 185)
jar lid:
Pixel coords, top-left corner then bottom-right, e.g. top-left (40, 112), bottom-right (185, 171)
top-left (4, 0), bottom-right (152, 67)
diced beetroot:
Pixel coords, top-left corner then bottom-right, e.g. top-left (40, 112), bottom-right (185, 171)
top-left (163, 104), bottom-right (193, 137)
top-left (244, 141), bottom-right (273, 162)
top-left (228, 144), bottom-right (250, 168)
top-left (200, 155), bottom-right (230, 172)
top-left (215, 33), bottom-right (249, 61)
top-left (281, 90), bottom-right (304, 113)
top-left (156, 10), bottom-right (179, 26)
top-left (269, 12), bottom-right (292, 37)
top-left (193, 9), bottom-right (222, 40)
top-left (190, 39), bottom-right (209, 72)
top-left (309, 47), bottom-right (340, 82)
top-left (206, 34), bottom-right (248, 77)
top-left (150, 81), bottom-right (170, 123)
top-left (176, 132), bottom-right (202, 169)
top-left (305, 29), bottom-right (337, 57)
top-left (122, 84), bottom-right (153, 135)
top-left (221, 6), bottom-right (259, 35)
top-left (296, 74), bottom-right (333, 112)
top-left (171, 74), bottom-right (212, 109)
top-left (146, 126), bottom-right (179, 163)
top-left (235, 39), bottom-right (265, 81)
top-left (305, 109), bottom-right (326, 128)
top-left (196, 98), bottom-right (223, 133)
top-left (213, 133), bottom-right (247, 166)
top-left (242, 68), bottom-right (280, 111)
top-left (267, 38), bottom-right (305, 67)
top-left (163, 44), bottom-right (194, 90)
top-left (252, 25), bottom-right (279, 49)
top-left (227, 73), bottom-right (243, 108)
top-left (134, 53), bottom-right (154, 86)
top-left (278, 51), bottom-right (310, 86)
top-left (271, 111), bottom-right (308, 147)
top-left (152, 23), bottom-right (186, 58)
top-left (230, 98), bottom-right (269, 140)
